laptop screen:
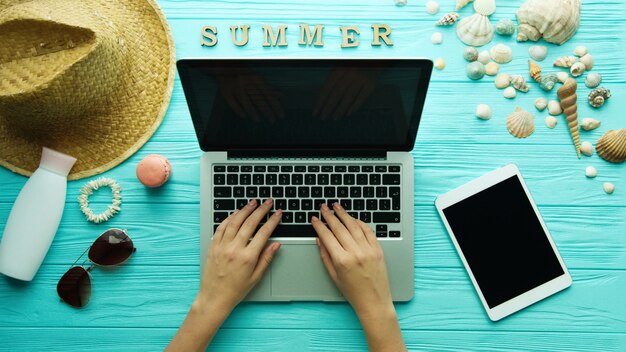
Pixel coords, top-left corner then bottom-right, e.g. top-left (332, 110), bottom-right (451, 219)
top-left (177, 59), bottom-right (432, 152)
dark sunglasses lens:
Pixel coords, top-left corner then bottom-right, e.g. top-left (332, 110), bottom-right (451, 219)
top-left (88, 229), bottom-right (134, 266)
top-left (57, 267), bottom-right (92, 308)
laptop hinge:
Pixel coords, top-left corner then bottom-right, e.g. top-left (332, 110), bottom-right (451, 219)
top-left (227, 149), bottom-right (386, 159)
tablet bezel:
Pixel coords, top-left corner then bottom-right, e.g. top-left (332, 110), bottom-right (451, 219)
top-left (435, 163), bottom-right (572, 321)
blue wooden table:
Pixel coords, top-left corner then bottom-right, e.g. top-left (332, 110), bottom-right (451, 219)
top-left (1, 0), bottom-right (625, 350)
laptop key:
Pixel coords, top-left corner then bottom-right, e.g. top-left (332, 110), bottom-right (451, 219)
top-left (390, 187), bottom-right (400, 210)
top-left (227, 174), bottom-right (238, 185)
top-left (322, 166), bottom-right (333, 172)
top-left (214, 199), bottom-right (234, 210)
top-left (246, 187), bottom-right (257, 198)
top-left (308, 166), bottom-right (320, 172)
top-left (389, 231), bottom-right (401, 238)
top-left (214, 212), bottom-right (228, 223)
top-left (366, 199), bottom-right (378, 210)
top-left (266, 174), bottom-right (277, 185)
top-left (272, 187), bottom-right (284, 198)
top-left (373, 212), bottom-right (401, 223)
top-left (314, 199), bottom-right (325, 208)
top-left (348, 211), bottom-right (358, 219)
top-left (253, 174), bottom-right (264, 185)
top-left (343, 174), bottom-right (355, 185)
top-left (214, 187), bottom-right (231, 198)
top-left (286, 187), bottom-right (297, 198)
top-left (383, 174), bottom-right (400, 185)
top-left (282, 212), bottom-right (294, 223)
top-left (281, 166), bottom-right (293, 172)
top-left (389, 166), bottom-right (400, 172)
top-left (376, 186), bottom-right (387, 197)
top-left (236, 199), bottom-right (248, 209)
top-left (289, 199), bottom-right (300, 210)
top-left (375, 166), bottom-right (387, 172)
top-left (337, 187), bottom-right (348, 198)
top-left (295, 212), bottom-right (306, 223)
top-left (356, 174), bottom-right (368, 185)
top-left (340, 199), bottom-right (352, 210)
top-left (302, 199), bottom-right (313, 210)
top-left (376, 232), bottom-right (388, 238)
top-left (335, 166), bottom-right (347, 172)
top-left (254, 166), bottom-right (266, 172)
top-left (298, 187), bottom-right (309, 197)
top-left (292, 174), bottom-right (303, 185)
top-left (305, 174), bottom-right (316, 185)
top-left (311, 187), bottom-right (323, 197)
top-left (348, 166), bottom-right (360, 172)
top-left (227, 165), bottom-right (239, 172)
top-left (324, 187), bottom-right (335, 197)
top-left (214, 165), bottom-right (225, 172)
top-left (369, 174), bottom-right (381, 185)
top-left (362, 166), bottom-right (373, 172)
top-left (279, 174), bottom-right (290, 185)
top-left (350, 187), bottom-right (361, 197)
top-left (363, 187), bottom-right (375, 198)
top-left (380, 199), bottom-right (391, 210)
top-left (214, 174), bottom-right (225, 185)
top-left (268, 165), bottom-right (279, 172)
top-left (331, 174), bottom-right (342, 185)
top-left (241, 166), bottom-right (252, 172)
top-left (276, 199), bottom-right (287, 211)
top-left (359, 212), bottom-right (372, 223)
top-left (318, 174), bottom-right (329, 185)
top-left (240, 174), bottom-right (251, 185)
top-left (234, 187), bottom-right (245, 197)
top-left (270, 225), bottom-right (317, 237)
top-left (260, 187), bottom-right (271, 198)
top-left (327, 199), bottom-right (339, 208)
top-left (295, 166), bottom-right (306, 172)
top-left (354, 199), bottom-right (365, 210)
top-left (308, 212), bottom-right (319, 222)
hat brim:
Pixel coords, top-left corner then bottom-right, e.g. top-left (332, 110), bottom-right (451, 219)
top-left (0, 0), bottom-right (176, 180)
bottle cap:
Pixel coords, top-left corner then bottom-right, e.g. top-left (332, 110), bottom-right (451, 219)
top-left (39, 147), bottom-right (77, 177)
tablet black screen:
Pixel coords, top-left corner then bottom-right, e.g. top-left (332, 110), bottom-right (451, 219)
top-left (442, 175), bottom-right (564, 308)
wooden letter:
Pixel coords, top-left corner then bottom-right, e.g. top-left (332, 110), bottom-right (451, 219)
top-left (371, 24), bottom-right (393, 46)
top-left (262, 25), bottom-right (288, 47)
top-left (298, 24), bottom-right (324, 47)
top-left (229, 25), bottom-right (250, 46)
top-left (340, 26), bottom-right (360, 48)
top-left (200, 26), bottom-right (218, 47)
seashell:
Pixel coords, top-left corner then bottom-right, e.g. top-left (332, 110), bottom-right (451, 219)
top-left (478, 50), bottom-right (491, 64)
top-left (585, 166), bottom-right (597, 178)
top-left (553, 56), bottom-right (577, 67)
top-left (580, 141), bottom-right (594, 157)
top-left (545, 115), bottom-right (557, 128)
top-left (548, 100), bottom-right (562, 115)
top-left (436, 12), bottom-right (459, 26)
top-left (585, 73), bottom-right (602, 88)
top-left (540, 73), bottom-right (559, 91)
top-left (434, 57), bottom-right (446, 70)
top-left (579, 53), bottom-right (594, 70)
top-left (510, 75), bottom-right (529, 92)
top-left (557, 78), bottom-right (581, 158)
top-left (507, 107), bottom-right (535, 138)
top-left (570, 62), bottom-right (586, 77)
top-left (535, 97), bottom-right (548, 111)
top-left (466, 61), bottom-right (486, 80)
top-left (596, 129), bottom-right (626, 163)
top-left (528, 45), bottom-right (548, 61)
top-left (528, 60), bottom-right (541, 82)
top-left (431, 32), bottom-right (443, 44)
top-left (463, 46), bottom-right (479, 61)
top-left (490, 44), bottom-right (512, 64)
top-left (456, 13), bottom-right (494, 47)
top-left (515, 0), bottom-right (580, 45)
top-left (474, 0), bottom-right (496, 16)
top-left (603, 182), bottom-right (615, 194)
top-left (574, 45), bottom-right (588, 57)
top-left (456, 0), bottom-right (474, 10)
top-left (395, 0), bottom-right (408, 6)
top-left (485, 61), bottom-right (499, 76)
top-left (426, 1), bottom-right (440, 15)
top-left (556, 71), bottom-right (569, 83)
top-left (495, 19), bottom-right (515, 36)
top-left (475, 104), bottom-right (492, 119)
top-left (495, 73), bottom-right (510, 88)
top-left (503, 86), bottom-right (516, 98)
top-left (581, 118), bottom-right (601, 131)
top-left (588, 87), bottom-right (611, 108)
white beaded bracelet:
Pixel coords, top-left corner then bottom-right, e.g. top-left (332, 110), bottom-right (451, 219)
top-left (78, 177), bottom-right (122, 224)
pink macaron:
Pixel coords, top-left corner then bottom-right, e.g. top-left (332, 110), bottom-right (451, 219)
top-left (136, 154), bottom-right (171, 188)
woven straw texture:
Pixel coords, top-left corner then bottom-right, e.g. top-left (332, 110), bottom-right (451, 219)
top-left (0, 0), bottom-right (176, 180)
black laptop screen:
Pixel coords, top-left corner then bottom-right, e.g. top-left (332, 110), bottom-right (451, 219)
top-left (177, 59), bottom-right (432, 152)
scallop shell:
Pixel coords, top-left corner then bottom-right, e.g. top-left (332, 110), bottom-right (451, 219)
top-left (603, 182), bottom-right (615, 194)
top-left (495, 19), bottom-right (515, 36)
top-left (516, 0), bottom-right (580, 45)
top-left (456, 13), bottom-right (494, 47)
top-left (557, 78), bottom-right (581, 158)
top-left (507, 107), bottom-right (535, 138)
top-left (553, 56), bottom-right (577, 67)
top-left (548, 100), bottom-right (562, 115)
top-left (436, 12), bottom-right (460, 26)
top-left (579, 53), bottom-right (594, 70)
top-left (570, 62), bottom-right (586, 77)
top-left (596, 129), bottom-right (626, 163)
top-left (580, 118), bottom-right (601, 131)
top-left (475, 104), bottom-right (492, 120)
top-left (495, 73), bottom-right (510, 88)
top-left (528, 45), bottom-right (548, 61)
top-left (535, 97), bottom-right (548, 111)
top-left (585, 73), bottom-right (602, 88)
top-left (474, 0), bottom-right (496, 16)
top-left (485, 61), bottom-right (499, 76)
top-left (573, 45), bottom-right (588, 57)
top-left (490, 44), bottom-right (513, 64)
top-left (434, 57), bottom-right (446, 70)
top-left (556, 71), bottom-right (569, 83)
top-left (540, 73), bottom-right (559, 91)
top-left (431, 32), bottom-right (443, 44)
top-left (478, 50), bottom-right (491, 64)
top-left (588, 87), bottom-right (611, 108)
top-left (463, 46), bottom-right (479, 61)
top-left (545, 115), bottom-right (557, 128)
top-left (503, 86), bottom-right (516, 98)
top-left (580, 141), bottom-right (594, 157)
top-left (510, 74), bottom-right (529, 92)
top-left (456, 0), bottom-right (474, 10)
top-left (426, 1), bottom-right (440, 15)
top-left (528, 60), bottom-right (541, 82)
top-left (466, 61), bottom-right (486, 80)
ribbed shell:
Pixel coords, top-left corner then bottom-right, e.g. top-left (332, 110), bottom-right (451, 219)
top-left (528, 60), bottom-right (541, 82)
top-left (585, 73), bottom-right (602, 88)
top-left (473, 0), bottom-right (496, 16)
top-left (557, 78), bottom-right (581, 158)
top-left (436, 12), bottom-right (459, 26)
top-left (596, 129), bottom-right (626, 163)
top-left (540, 73), bottom-right (559, 91)
top-left (507, 107), bottom-right (535, 138)
top-left (553, 56), bottom-right (577, 67)
top-left (515, 0), bottom-right (580, 45)
top-left (490, 44), bottom-right (512, 64)
top-left (456, 13), bottom-right (494, 46)
top-left (588, 87), bottom-right (611, 108)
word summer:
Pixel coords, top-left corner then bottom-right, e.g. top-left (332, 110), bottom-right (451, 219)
top-left (200, 24), bottom-right (394, 48)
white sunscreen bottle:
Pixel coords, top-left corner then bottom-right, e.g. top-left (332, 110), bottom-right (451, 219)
top-left (0, 147), bottom-right (76, 281)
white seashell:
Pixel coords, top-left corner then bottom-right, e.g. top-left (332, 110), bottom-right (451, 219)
top-left (464, 46), bottom-right (479, 61)
top-left (495, 73), bottom-right (510, 88)
top-left (574, 45), bottom-right (588, 57)
top-left (431, 32), bottom-right (443, 44)
top-left (585, 166), bottom-right (597, 178)
top-left (579, 54), bottom-right (594, 70)
top-left (510, 75), bottom-right (529, 92)
top-left (556, 71), bottom-right (569, 83)
top-left (580, 118), bottom-right (601, 131)
top-left (545, 115), bottom-right (557, 128)
top-left (456, 0), bottom-right (474, 10)
top-left (436, 12), bottom-right (460, 26)
top-left (490, 44), bottom-right (513, 64)
top-left (553, 56), bottom-right (577, 67)
top-left (548, 100), bottom-right (562, 115)
top-left (507, 107), bottom-right (535, 138)
top-left (478, 50), bottom-right (491, 64)
top-left (603, 182), bottom-right (615, 194)
top-left (466, 61), bottom-right (486, 80)
top-left (434, 57), bottom-right (446, 70)
top-left (456, 13), bottom-right (494, 47)
top-left (516, 0), bottom-right (580, 45)
top-left (495, 19), bottom-right (515, 36)
top-left (485, 61), bottom-right (499, 76)
top-left (585, 73), bottom-right (602, 88)
top-left (570, 62), bottom-right (586, 77)
top-left (395, 0), bottom-right (408, 6)
top-left (503, 86), bottom-right (516, 99)
top-left (528, 45), bottom-right (548, 61)
top-left (535, 98), bottom-right (548, 111)
top-left (426, 1), bottom-right (440, 15)
top-left (581, 141), bottom-right (594, 157)
top-left (473, 0), bottom-right (496, 16)
top-left (475, 104), bottom-right (492, 119)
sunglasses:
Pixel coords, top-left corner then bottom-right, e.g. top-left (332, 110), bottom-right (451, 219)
top-left (56, 228), bottom-right (136, 308)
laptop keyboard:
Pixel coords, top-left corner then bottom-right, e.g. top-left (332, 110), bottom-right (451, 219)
top-left (212, 164), bottom-right (401, 238)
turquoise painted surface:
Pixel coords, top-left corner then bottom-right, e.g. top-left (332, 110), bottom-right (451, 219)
top-left (1, 0), bottom-right (625, 350)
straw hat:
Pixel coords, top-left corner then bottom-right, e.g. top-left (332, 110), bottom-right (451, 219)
top-left (0, 0), bottom-right (175, 180)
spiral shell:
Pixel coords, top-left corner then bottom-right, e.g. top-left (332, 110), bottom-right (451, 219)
top-left (557, 78), bottom-right (581, 158)
top-left (495, 19), bottom-right (515, 36)
top-left (540, 73), bottom-right (559, 91)
top-left (588, 87), bottom-right (611, 108)
top-left (510, 75), bottom-right (529, 92)
top-left (580, 118), bottom-right (601, 131)
top-left (585, 73), bottom-right (602, 88)
top-left (507, 107), bottom-right (535, 138)
top-left (490, 44), bottom-right (513, 64)
top-left (570, 62), bottom-right (586, 77)
top-left (515, 0), bottom-right (580, 45)
top-left (456, 13), bottom-right (494, 47)
top-left (528, 60), bottom-right (541, 82)
top-left (466, 61), bottom-right (486, 80)
top-left (436, 12), bottom-right (460, 26)
top-left (456, 0), bottom-right (474, 10)
top-left (528, 45), bottom-right (548, 61)
top-left (553, 56), bottom-right (577, 67)
top-left (596, 129), bottom-right (626, 163)
top-left (463, 46), bottom-right (479, 62)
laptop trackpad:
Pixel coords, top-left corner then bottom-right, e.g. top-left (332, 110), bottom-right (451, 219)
top-left (271, 244), bottom-right (342, 300)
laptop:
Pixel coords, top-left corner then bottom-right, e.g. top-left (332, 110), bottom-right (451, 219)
top-left (177, 58), bottom-right (432, 301)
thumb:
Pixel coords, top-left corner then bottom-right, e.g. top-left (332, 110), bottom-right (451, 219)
top-left (317, 238), bottom-right (338, 283)
top-left (251, 242), bottom-right (281, 282)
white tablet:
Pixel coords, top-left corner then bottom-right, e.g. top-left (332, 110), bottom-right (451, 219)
top-left (435, 164), bottom-right (571, 321)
